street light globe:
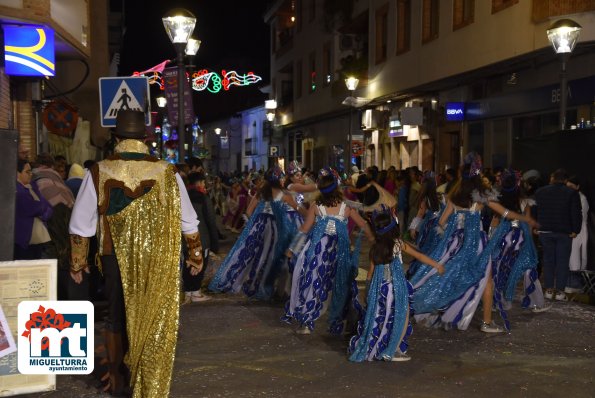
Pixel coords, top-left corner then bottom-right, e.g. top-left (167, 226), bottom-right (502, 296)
top-left (265, 99), bottom-right (277, 110)
top-left (214, 128), bottom-right (221, 135)
top-left (185, 38), bottom-right (201, 56)
top-left (162, 8), bottom-right (196, 44)
top-left (547, 19), bottom-right (582, 54)
top-left (345, 76), bottom-right (359, 91)
top-left (156, 97), bottom-right (167, 108)
top-left (266, 112), bottom-right (275, 122)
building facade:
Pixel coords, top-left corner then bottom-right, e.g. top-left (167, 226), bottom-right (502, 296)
top-left (0, 0), bottom-right (113, 161)
top-left (265, 0), bottom-right (595, 173)
top-left (202, 105), bottom-right (273, 175)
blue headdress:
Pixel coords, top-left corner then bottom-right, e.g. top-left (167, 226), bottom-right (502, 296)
top-left (372, 205), bottom-right (399, 235)
top-left (266, 166), bottom-right (285, 183)
top-left (287, 160), bottom-right (302, 176)
top-left (462, 152), bottom-right (482, 179)
top-left (318, 167), bottom-right (340, 194)
top-left (500, 168), bottom-right (521, 192)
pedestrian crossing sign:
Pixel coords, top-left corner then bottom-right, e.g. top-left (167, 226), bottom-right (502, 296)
top-left (99, 76), bottom-right (150, 127)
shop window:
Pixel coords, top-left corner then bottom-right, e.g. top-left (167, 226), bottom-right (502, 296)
top-left (467, 122), bottom-right (484, 159)
top-left (323, 42), bottom-right (332, 86)
top-left (453, 0), bottom-right (474, 30)
top-left (492, 0), bottom-right (518, 14)
top-left (422, 0), bottom-right (440, 43)
top-left (396, 0), bottom-right (411, 55)
top-left (295, 59), bottom-right (302, 99)
top-left (309, 52), bottom-right (316, 93)
top-left (375, 3), bottom-right (389, 64)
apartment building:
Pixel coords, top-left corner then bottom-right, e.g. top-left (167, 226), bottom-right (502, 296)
top-left (0, 0), bottom-right (113, 160)
top-left (265, 0), bottom-right (595, 173)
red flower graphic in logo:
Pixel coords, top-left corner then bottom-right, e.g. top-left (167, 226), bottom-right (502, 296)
top-left (21, 305), bottom-right (72, 350)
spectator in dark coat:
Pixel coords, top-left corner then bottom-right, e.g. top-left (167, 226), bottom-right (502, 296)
top-left (183, 172), bottom-right (220, 302)
top-left (14, 159), bottom-right (53, 260)
top-left (534, 168), bottom-right (582, 301)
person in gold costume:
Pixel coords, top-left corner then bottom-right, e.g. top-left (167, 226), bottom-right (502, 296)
top-left (68, 110), bottom-right (202, 397)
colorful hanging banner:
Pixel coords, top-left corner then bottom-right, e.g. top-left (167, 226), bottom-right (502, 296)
top-left (162, 67), bottom-right (196, 125)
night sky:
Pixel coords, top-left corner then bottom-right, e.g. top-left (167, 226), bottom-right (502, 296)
top-left (118, 0), bottom-right (271, 122)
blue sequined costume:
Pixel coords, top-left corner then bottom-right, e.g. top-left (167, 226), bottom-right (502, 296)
top-left (410, 203), bottom-right (494, 330)
top-left (283, 203), bottom-right (358, 333)
top-left (490, 219), bottom-right (544, 313)
top-left (349, 244), bottom-right (414, 362)
top-left (407, 207), bottom-right (443, 278)
top-left (209, 192), bottom-right (295, 299)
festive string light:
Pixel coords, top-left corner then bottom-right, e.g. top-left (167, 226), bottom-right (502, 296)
top-left (133, 63), bottom-right (262, 94)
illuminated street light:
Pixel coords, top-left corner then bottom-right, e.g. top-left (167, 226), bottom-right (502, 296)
top-left (163, 8), bottom-right (196, 161)
top-left (547, 19), bottom-right (582, 130)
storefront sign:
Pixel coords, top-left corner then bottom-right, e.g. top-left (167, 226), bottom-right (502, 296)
top-left (465, 75), bottom-right (595, 121)
top-left (3, 25), bottom-right (55, 76)
top-left (445, 102), bottom-right (465, 121)
top-left (388, 116), bottom-right (405, 137)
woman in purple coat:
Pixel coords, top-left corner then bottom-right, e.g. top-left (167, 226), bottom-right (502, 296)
top-left (14, 159), bottom-right (53, 259)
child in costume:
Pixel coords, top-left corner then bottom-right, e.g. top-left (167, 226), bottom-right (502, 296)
top-left (283, 169), bottom-right (374, 334)
top-left (349, 207), bottom-right (444, 362)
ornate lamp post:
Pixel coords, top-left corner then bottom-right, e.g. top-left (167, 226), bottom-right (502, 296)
top-left (546, 19), bottom-right (581, 130)
top-left (162, 8), bottom-right (196, 162)
top-left (344, 76), bottom-right (359, 169)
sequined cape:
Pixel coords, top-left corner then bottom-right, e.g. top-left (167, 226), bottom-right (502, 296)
top-left (349, 252), bottom-right (413, 362)
top-left (101, 153), bottom-right (182, 398)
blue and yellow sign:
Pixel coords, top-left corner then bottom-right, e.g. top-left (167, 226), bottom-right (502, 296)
top-left (3, 25), bottom-right (55, 76)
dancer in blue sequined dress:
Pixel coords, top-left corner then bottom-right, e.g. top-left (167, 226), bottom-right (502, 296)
top-left (488, 170), bottom-right (549, 321)
top-left (209, 166), bottom-right (299, 300)
top-left (283, 170), bottom-right (374, 334)
top-left (349, 209), bottom-right (444, 362)
top-left (410, 160), bottom-right (538, 332)
top-left (407, 172), bottom-right (443, 278)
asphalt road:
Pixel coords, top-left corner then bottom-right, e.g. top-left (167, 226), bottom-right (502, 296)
top-left (19, 230), bottom-right (595, 398)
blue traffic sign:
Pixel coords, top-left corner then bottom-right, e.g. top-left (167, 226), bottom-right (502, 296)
top-left (99, 76), bottom-right (150, 127)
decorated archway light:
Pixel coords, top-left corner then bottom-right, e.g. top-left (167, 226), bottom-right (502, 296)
top-left (133, 60), bottom-right (262, 93)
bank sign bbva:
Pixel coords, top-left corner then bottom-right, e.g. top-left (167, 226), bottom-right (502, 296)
top-left (3, 25), bottom-right (55, 77)
top-left (445, 102), bottom-right (465, 121)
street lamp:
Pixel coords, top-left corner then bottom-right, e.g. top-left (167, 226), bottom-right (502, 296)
top-left (547, 19), bottom-right (582, 130)
top-left (185, 38), bottom-right (201, 69)
top-left (344, 76), bottom-right (359, 170)
top-left (265, 99), bottom-right (277, 122)
top-left (156, 97), bottom-right (167, 108)
top-left (163, 8), bottom-right (196, 162)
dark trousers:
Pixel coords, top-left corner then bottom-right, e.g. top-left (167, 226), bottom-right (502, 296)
top-left (101, 255), bottom-right (126, 333)
top-left (539, 233), bottom-right (572, 291)
top-left (58, 268), bottom-right (90, 301)
top-left (182, 252), bottom-right (209, 292)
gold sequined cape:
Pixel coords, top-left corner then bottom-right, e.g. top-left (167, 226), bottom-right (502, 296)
top-left (98, 140), bottom-right (181, 398)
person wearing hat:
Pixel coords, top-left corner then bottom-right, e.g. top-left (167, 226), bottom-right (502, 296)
top-left (65, 163), bottom-right (85, 197)
top-left (68, 110), bottom-right (202, 397)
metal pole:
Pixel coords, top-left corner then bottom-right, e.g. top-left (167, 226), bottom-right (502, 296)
top-left (559, 53), bottom-right (569, 130)
top-left (348, 106), bottom-right (353, 172)
top-left (176, 43), bottom-right (186, 162)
